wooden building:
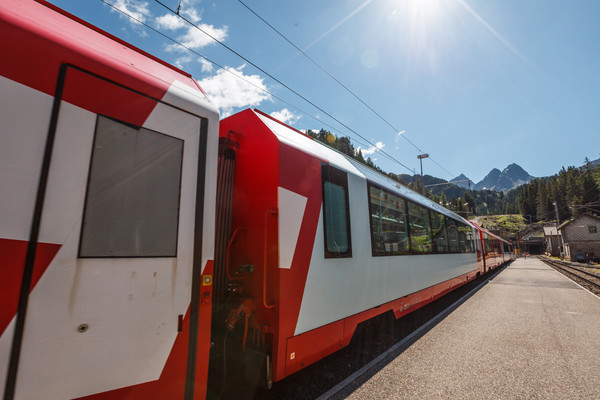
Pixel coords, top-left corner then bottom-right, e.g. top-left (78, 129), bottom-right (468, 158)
top-left (558, 213), bottom-right (600, 262)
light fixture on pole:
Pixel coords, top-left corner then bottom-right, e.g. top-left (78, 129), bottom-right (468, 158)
top-left (417, 153), bottom-right (429, 194)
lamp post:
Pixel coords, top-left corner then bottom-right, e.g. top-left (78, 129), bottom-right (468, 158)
top-left (417, 153), bottom-right (429, 195)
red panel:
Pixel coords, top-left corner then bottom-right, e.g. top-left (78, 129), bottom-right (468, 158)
top-left (0, 238), bottom-right (61, 335)
top-left (0, 1), bottom-right (201, 124)
top-left (275, 144), bottom-right (324, 380)
top-left (62, 68), bottom-right (158, 127)
top-left (285, 320), bottom-right (343, 376)
top-left (218, 111), bottom-right (324, 382)
top-left (218, 109), bottom-right (281, 373)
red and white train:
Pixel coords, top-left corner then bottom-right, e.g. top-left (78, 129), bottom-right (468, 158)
top-left (0, 1), bottom-right (513, 399)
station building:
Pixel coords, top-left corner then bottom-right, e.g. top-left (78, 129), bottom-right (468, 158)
top-left (558, 213), bottom-right (600, 262)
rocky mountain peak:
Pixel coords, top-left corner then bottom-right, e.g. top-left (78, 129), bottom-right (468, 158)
top-left (473, 164), bottom-right (535, 192)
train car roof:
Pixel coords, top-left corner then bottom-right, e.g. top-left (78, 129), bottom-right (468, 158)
top-left (1, 0), bottom-right (212, 107)
top-left (468, 221), bottom-right (510, 244)
top-left (252, 109), bottom-right (470, 225)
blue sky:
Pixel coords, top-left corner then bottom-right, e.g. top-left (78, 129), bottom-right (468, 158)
top-left (48, 0), bottom-right (600, 183)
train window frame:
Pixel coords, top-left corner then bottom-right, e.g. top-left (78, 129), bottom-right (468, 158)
top-left (321, 164), bottom-right (352, 258)
top-left (457, 222), bottom-right (475, 253)
top-left (430, 210), bottom-right (449, 253)
top-left (445, 217), bottom-right (459, 253)
top-left (407, 201), bottom-right (433, 254)
top-left (367, 182), bottom-right (410, 257)
top-left (79, 115), bottom-right (184, 258)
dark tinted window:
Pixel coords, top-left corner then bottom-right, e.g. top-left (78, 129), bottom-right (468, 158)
top-left (80, 116), bottom-right (183, 257)
top-left (322, 164), bottom-right (352, 258)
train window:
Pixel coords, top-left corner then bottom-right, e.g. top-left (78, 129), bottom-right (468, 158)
top-left (321, 164), bottom-right (352, 258)
top-left (407, 202), bottom-right (433, 253)
top-left (457, 223), bottom-right (474, 253)
top-left (80, 116), bottom-right (183, 257)
top-left (431, 212), bottom-right (448, 253)
top-left (446, 218), bottom-right (459, 253)
top-left (368, 184), bottom-right (409, 256)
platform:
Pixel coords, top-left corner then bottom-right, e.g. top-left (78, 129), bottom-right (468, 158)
top-left (341, 258), bottom-right (600, 399)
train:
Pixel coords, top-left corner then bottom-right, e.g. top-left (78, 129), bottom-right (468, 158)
top-left (0, 1), bottom-right (513, 399)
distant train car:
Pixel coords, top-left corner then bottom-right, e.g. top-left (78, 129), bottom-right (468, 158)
top-left (1, 1), bottom-right (219, 399)
top-left (469, 222), bottom-right (513, 273)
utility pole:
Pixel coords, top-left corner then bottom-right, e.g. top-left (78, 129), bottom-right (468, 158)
top-left (417, 153), bottom-right (429, 195)
top-left (553, 201), bottom-right (563, 258)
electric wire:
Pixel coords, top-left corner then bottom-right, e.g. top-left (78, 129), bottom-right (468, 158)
top-left (151, 0), bottom-right (414, 173)
top-left (98, 0), bottom-right (378, 154)
top-left (236, 0), bottom-right (456, 178)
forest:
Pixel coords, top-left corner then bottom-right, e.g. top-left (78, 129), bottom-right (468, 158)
top-left (307, 129), bottom-right (600, 223)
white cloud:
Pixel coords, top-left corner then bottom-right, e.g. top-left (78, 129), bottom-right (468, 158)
top-left (155, 13), bottom-right (186, 30)
top-left (173, 55), bottom-right (193, 69)
top-left (166, 23), bottom-right (228, 52)
top-left (198, 64), bottom-right (271, 117)
top-left (394, 129), bottom-right (406, 143)
top-left (358, 141), bottom-right (385, 155)
top-left (180, 5), bottom-right (202, 23)
top-left (199, 58), bottom-right (214, 73)
top-left (109, 0), bottom-right (150, 24)
top-left (155, 0), bottom-right (202, 29)
top-left (269, 108), bottom-right (301, 125)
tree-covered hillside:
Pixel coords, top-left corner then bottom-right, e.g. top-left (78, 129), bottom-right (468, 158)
top-left (306, 129), bottom-right (600, 219)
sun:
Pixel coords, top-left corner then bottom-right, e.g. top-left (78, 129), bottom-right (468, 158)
top-left (406, 0), bottom-right (443, 26)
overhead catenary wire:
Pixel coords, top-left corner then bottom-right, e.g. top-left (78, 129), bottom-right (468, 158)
top-left (151, 0), bottom-right (414, 173)
top-left (98, 0), bottom-right (378, 154)
top-left (236, 0), bottom-right (456, 178)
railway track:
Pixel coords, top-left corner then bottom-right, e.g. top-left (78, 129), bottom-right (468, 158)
top-left (540, 257), bottom-right (600, 296)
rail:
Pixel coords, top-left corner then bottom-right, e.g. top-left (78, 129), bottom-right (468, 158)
top-left (540, 257), bottom-right (600, 294)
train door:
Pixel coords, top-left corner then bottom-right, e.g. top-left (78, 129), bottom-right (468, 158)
top-left (1, 65), bottom-right (211, 399)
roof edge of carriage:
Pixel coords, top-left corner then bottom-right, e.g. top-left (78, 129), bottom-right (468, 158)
top-left (33, 0), bottom-right (196, 82)
top-left (248, 108), bottom-right (474, 227)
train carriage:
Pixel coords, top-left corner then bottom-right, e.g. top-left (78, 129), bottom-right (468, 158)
top-left (213, 109), bottom-right (485, 385)
top-left (1, 1), bottom-right (219, 399)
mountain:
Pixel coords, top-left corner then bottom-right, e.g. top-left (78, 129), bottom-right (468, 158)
top-left (585, 157), bottom-right (600, 167)
top-left (473, 163), bottom-right (535, 192)
top-left (397, 174), bottom-right (467, 199)
top-left (450, 174), bottom-right (473, 189)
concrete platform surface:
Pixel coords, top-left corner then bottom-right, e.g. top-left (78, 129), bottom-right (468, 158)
top-left (344, 258), bottom-right (600, 399)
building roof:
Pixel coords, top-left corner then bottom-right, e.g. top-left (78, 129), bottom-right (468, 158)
top-left (558, 212), bottom-right (600, 231)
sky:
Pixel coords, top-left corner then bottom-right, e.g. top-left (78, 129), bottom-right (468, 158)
top-left (47, 0), bottom-right (600, 183)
